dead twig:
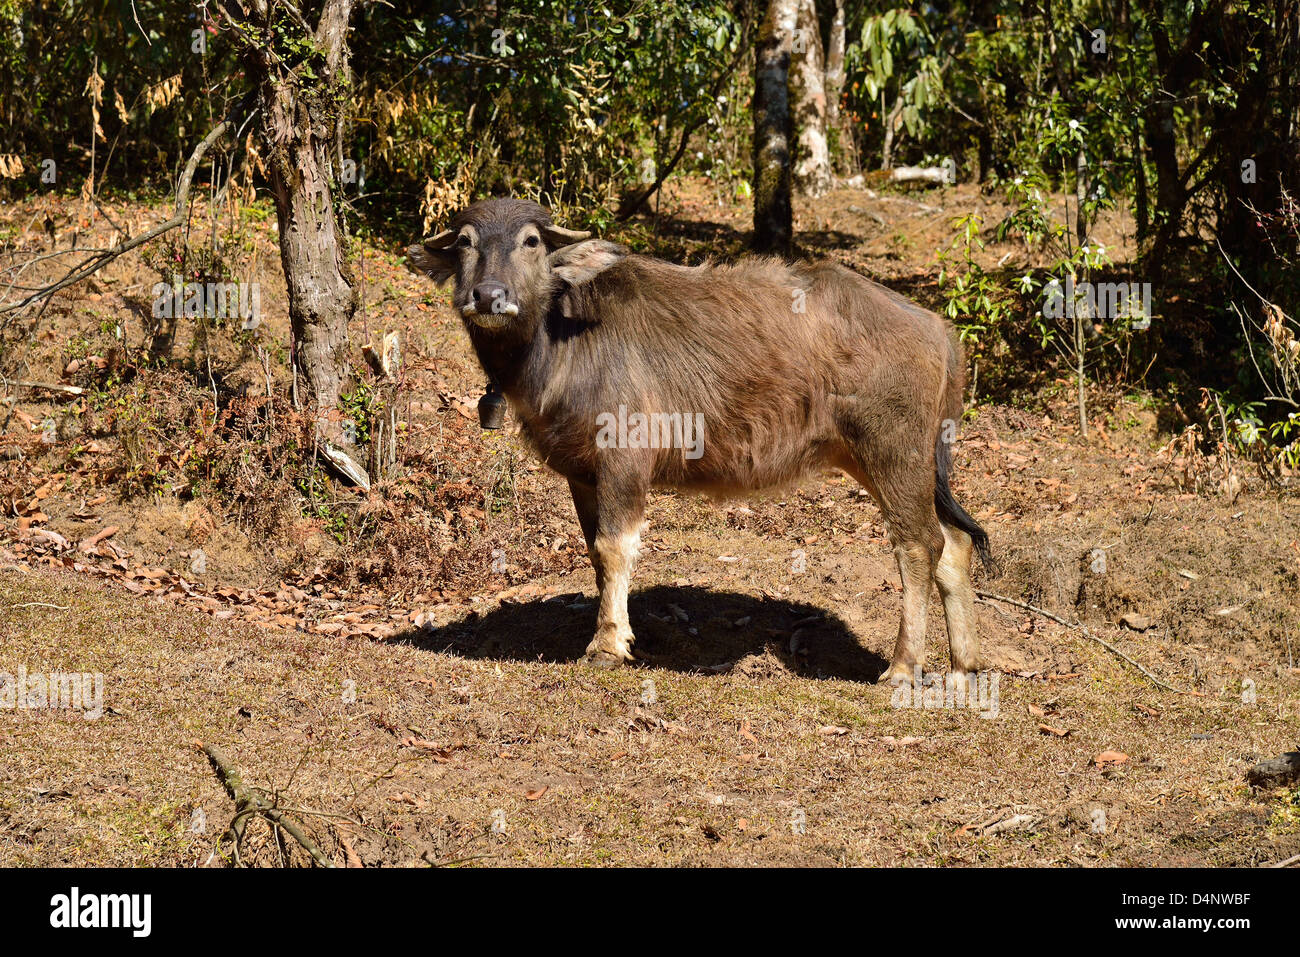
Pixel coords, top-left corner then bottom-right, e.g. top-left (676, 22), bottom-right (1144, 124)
top-left (974, 590), bottom-right (1187, 694)
top-left (423, 852), bottom-right (496, 868)
top-left (0, 121), bottom-right (230, 315)
top-left (200, 742), bottom-right (337, 868)
top-left (976, 590), bottom-right (1075, 626)
top-left (7, 381), bottom-right (85, 396)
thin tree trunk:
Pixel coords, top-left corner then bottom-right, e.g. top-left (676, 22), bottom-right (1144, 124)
top-left (1075, 148), bottom-right (1092, 442)
top-left (1143, 96), bottom-right (1182, 268)
top-left (880, 94), bottom-right (905, 171)
top-left (752, 0), bottom-right (798, 255)
top-left (972, 0), bottom-right (996, 181)
top-left (1133, 129), bottom-right (1149, 243)
top-left (1075, 150), bottom-right (1089, 246)
top-left (1076, 300), bottom-right (1088, 439)
top-left (824, 0), bottom-right (845, 128)
top-left (228, 0), bottom-right (358, 433)
top-left (791, 0), bottom-right (830, 197)
top-left (823, 0), bottom-right (848, 173)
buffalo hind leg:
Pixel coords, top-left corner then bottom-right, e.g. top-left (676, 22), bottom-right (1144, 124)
top-left (841, 459), bottom-right (942, 686)
top-left (936, 522), bottom-right (982, 675)
top-left (878, 534), bottom-right (939, 685)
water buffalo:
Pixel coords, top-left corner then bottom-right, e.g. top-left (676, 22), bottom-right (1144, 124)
top-left (408, 198), bottom-right (991, 683)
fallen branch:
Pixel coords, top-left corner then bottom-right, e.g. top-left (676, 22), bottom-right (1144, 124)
top-left (200, 742), bottom-right (336, 868)
top-left (974, 589), bottom-right (1187, 694)
top-left (890, 165), bottom-right (953, 185)
top-left (975, 590), bottom-right (1075, 626)
top-left (7, 381), bottom-right (85, 396)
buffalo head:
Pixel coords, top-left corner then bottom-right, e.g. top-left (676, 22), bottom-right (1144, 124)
top-left (407, 198), bottom-right (625, 330)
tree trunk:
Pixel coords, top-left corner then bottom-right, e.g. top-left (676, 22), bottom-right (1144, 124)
top-left (823, 0), bottom-right (849, 173)
top-left (880, 94), bottom-right (905, 171)
top-left (976, 126), bottom-right (993, 183)
top-left (1075, 150), bottom-right (1089, 247)
top-left (1133, 129), bottom-right (1149, 243)
top-left (1143, 96), bottom-right (1182, 267)
top-left (791, 0), bottom-right (831, 197)
top-left (824, 0), bottom-right (845, 129)
top-left (227, 0), bottom-right (358, 433)
top-left (752, 0), bottom-right (798, 255)
top-left (971, 0), bottom-right (996, 182)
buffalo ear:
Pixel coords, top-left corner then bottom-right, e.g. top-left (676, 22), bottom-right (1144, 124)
top-left (548, 239), bottom-right (627, 284)
top-left (406, 229), bottom-right (458, 284)
top-left (549, 239), bottom-right (628, 319)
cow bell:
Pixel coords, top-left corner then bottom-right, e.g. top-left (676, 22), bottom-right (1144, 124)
top-left (478, 386), bottom-right (506, 429)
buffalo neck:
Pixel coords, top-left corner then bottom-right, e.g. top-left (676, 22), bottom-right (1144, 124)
top-left (465, 312), bottom-right (551, 403)
top-left (466, 303), bottom-right (600, 422)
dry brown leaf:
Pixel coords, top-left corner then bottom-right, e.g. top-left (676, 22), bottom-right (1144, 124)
top-left (399, 737), bottom-right (465, 762)
top-left (335, 824), bottom-right (363, 868)
top-left (78, 525), bottom-right (118, 552)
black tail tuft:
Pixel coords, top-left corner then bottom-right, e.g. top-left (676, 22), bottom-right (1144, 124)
top-left (934, 429), bottom-right (994, 572)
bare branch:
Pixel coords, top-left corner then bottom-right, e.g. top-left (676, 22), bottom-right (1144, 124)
top-left (974, 590), bottom-right (1188, 694)
top-left (201, 742), bottom-right (337, 868)
top-left (0, 121), bottom-right (231, 316)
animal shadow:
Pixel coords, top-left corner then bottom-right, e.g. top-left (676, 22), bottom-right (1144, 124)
top-left (393, 584), bottom-right (889, 682)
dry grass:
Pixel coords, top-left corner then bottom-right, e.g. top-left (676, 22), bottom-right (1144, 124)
top-left (3, 446), bottom-right (1299, 867)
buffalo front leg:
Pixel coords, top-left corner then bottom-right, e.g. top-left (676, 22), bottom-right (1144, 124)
top-left (568, 479), bottom-right (604, 592)
top-left (580, 480), bottom-right (646, 668)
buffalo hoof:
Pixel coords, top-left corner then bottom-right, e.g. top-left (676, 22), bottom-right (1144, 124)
top-left (947, 665), bottom-right (984, 685)
top-left (581, 649), bottom-right (627, 669)
top-left (876, 661), bottom-right (920, 686)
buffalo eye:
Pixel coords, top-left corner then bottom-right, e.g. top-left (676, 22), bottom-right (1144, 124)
top-left (523, 234), bottom-right (540, 248)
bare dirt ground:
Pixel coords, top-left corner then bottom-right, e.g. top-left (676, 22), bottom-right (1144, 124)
top-left (1, 179), bottom-right (1298, 866)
